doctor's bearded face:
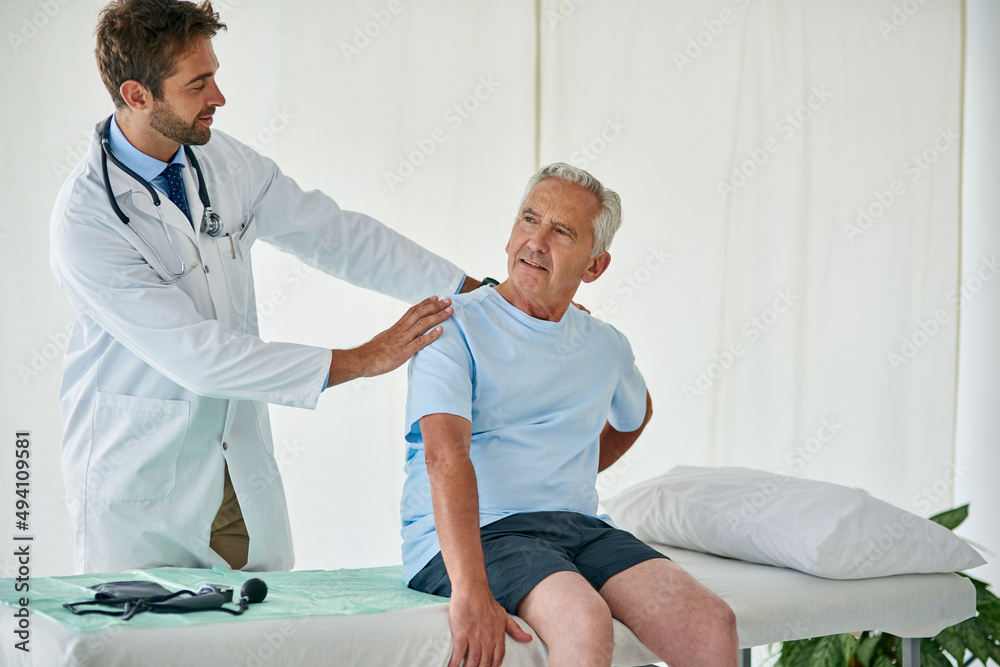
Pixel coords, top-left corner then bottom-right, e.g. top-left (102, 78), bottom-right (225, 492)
top-left (150, 39), bottom-right (225, 146)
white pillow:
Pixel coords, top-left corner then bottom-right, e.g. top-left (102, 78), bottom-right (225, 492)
top-left (603, 465), bottom-right (985, 579)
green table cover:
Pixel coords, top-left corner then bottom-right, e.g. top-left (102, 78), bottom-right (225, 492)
top-left (1, 564), bottom-right (447, 633)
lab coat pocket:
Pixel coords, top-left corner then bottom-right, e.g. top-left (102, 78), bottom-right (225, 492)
top-left (89, 391), bottom-right (190, 502)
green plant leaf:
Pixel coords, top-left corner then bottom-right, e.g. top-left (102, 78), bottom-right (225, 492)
top-left (928, 504), bottom-right (969, 530)
top-left (954, 617), bottom-right (1000, 664)
top-left (789, 638), bottom-right (824, 667)
top-left (955, 574), bottom-right (1000, 642)
top-left (872, 653), bottom-right (894, 667)
top-left (978, 599), bottom-right (1000, 632)
top-left (920, 640), bottom-right (956, 667)
top-left (812, 634), bottom-right (858, 667)
top-left (776, 637), bottom-right (813, 667)
top-left (856, 633), bottom-right (879, 666)
top-left (778, 634), bottom-right (857, 667)
top-left (970, 576), bottom-right (1000, 608)
top-left (933, 624), bottom-right (968, 663)
top-left (776, 637), bottom-right (805, 666)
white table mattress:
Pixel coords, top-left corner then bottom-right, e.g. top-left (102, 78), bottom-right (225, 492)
top-left (1, 543), bottom-right (976, 666)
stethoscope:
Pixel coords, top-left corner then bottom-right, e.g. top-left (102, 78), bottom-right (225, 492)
top-left (99, 116), bottom-right (224, 284)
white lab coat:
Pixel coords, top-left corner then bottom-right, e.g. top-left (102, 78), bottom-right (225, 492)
top-left (49, 120), bottom-right (465, 574)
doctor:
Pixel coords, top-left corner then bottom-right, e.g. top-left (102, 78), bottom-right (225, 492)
top-left (50, 0), bottom-right (480, 574)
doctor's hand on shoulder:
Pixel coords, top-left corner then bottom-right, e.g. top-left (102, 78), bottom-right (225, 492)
top-left (326, 295), bottom-right (455, 388)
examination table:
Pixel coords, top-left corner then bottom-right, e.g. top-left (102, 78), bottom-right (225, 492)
top-left (0, 542), bottom-right (975, 666)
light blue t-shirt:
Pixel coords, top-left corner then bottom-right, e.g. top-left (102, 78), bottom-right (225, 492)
top-left (400, 286), bottom-right (647, 583)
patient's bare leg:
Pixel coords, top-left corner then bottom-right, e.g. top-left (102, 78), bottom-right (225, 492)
top-left (599, 558), bottom-right (738, 667)
top-left (516, 571), bottom-right (615, 667)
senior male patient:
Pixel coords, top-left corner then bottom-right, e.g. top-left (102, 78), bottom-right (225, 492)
top-left (400, 163), bottom-right (738, 667)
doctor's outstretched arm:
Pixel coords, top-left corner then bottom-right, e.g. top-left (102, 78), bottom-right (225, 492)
top-left (325, 295), bottom-right (453, 388)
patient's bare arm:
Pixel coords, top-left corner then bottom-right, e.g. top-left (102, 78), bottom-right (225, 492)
top-left (421, 413), bottom-right (532, 667)
top-left (598, 390), bottom-right (653, 472)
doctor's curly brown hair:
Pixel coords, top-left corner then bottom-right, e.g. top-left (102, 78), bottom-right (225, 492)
top-left (96, 0), bottom-right (226, 108)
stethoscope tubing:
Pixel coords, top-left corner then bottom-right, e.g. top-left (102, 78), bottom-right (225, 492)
top-left (98, 115), bottom-right (223, 284)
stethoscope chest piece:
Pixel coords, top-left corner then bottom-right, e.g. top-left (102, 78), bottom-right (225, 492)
top-left (201, 208), bottom-right (223, 236)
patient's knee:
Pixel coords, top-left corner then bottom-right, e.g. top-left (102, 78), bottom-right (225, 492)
top-left (579, 597), bottom-right (614, 638)
top-left (705, 594), bottom-right (738, 646)
top-left (553, 597), bottom-right (614, 655)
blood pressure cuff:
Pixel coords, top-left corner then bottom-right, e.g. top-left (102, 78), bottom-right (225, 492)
top-left (64, 580), bottom-right (246, 620)
top-left (64, 581), bottom-right (189, 620)
top-left (91, 581), bottom-right (178, 602)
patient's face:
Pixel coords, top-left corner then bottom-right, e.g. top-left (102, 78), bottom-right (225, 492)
top-left (504, 178), bottom-right (607, 306)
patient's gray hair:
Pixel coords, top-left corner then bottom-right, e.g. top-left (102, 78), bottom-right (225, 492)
top-left (518, 163), bottom-right (623, 257)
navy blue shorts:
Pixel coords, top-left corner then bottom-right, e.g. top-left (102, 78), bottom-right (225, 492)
top-left (408, 511), bottom-right (669, 614)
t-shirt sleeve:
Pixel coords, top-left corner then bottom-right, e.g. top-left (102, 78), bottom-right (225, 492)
top-left (404, 316), bottom-right (474, 444)
top-left (608, 332), bottom-right (648, 433)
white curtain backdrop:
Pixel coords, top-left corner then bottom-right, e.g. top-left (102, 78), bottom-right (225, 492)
top-left (539, 1), bottom-right (963, 505)
top-left (0, 0), bottom-right (974, 578)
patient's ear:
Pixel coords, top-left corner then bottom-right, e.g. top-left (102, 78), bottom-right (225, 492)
top-left (581, 251), bottom-right (611, 284)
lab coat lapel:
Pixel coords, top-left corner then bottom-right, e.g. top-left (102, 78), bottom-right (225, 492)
top-left (111, 156), bottom-right (196, 245)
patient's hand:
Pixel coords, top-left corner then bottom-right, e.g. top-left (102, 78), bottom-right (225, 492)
top-left (448, 586), bottom-right (531, 667)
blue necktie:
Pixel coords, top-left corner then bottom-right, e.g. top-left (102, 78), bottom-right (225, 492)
top-left (161, 163), bottom-right (191, 223)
